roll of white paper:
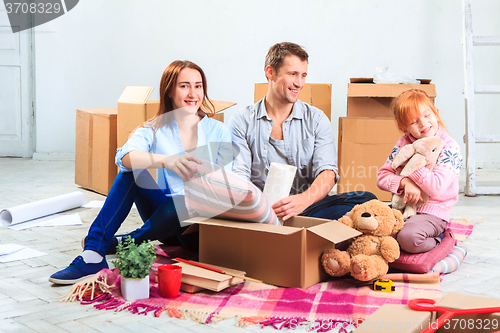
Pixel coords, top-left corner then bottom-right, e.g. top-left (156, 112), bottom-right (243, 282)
top-left (263, 162), bottom-right (297, 206)
top-left (0, 192), bottom-right (86, 227)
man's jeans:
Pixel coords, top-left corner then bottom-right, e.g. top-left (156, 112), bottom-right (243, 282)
top-left (299, 191), bottom-right (377, 220)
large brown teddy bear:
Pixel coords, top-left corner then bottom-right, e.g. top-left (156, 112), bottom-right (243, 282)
top-left (321, 200), bottom-right (404, 282)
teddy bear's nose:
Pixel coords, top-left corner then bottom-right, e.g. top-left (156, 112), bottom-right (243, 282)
top-left (357, 212), bottom-right (378, 231)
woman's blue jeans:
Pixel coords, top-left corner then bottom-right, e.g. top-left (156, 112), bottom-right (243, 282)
top-left (84, 170), bottom-right (190, 257)
top-left (299, 191), bottom-right (377, 220)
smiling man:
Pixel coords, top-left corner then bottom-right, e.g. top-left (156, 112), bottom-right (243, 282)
top-left (230, 42), bottom-right (376, 221)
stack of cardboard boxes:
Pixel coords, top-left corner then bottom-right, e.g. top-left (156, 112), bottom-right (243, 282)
top-left (75, 86), bottom-right (235, 195)
top-left (337, 78), bottom-right (436, 201)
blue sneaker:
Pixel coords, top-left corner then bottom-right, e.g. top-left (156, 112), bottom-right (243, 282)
top-left (49, 256), bottom-right (108, 285)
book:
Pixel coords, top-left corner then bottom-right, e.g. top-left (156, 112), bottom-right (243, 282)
top-left (175, 261), bottom-right (246, 293)
top-left (180, 283), bottom-right (206, 293)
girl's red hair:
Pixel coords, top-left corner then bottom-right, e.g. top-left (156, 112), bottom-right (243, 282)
top-left (392, 89), bottom-right (445, 133)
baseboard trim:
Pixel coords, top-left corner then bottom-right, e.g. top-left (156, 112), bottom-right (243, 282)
top-left (32, 152), bottom-right (75, 161)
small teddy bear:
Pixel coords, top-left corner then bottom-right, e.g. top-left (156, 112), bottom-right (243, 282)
top-left (321, 200), bottom-right (404, 282)
top-left (391, 136), bottom-right (444, 218)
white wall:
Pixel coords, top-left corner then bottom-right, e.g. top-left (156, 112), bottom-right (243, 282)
top-left (34, 0), bottom-right (500, 167)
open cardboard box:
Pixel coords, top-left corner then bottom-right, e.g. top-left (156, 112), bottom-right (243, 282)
top-left (356, 293), bottom-right (500, 333)
top-left (337, 117), bottom-right (401, 201)
top-left (254, 83), bottom-right (332, 120)
top-left (184, 215), bottom-right (361, 289)
top-left (347, 78), bottom-right (436, 118)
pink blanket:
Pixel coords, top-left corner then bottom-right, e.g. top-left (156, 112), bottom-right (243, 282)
top-left (71, 218), bottom-right (474, 331)
top-left (75, 267), bottom-right (440, 331)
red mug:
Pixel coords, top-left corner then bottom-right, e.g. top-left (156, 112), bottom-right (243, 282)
top-left (157, 264), bottom-right (182, 298)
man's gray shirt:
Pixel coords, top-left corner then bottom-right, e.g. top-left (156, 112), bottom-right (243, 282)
top-left (229, 98), bottom-right (339, 195)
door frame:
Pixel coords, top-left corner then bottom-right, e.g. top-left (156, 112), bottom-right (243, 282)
top-left (0, 4), bottom-right (36, 158)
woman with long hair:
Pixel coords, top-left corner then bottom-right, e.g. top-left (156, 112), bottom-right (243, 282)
top-left (50, 60), bottom-right (232, 284)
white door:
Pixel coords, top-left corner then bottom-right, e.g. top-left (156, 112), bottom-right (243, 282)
top-left (0, 2), bottom-right (34, 157)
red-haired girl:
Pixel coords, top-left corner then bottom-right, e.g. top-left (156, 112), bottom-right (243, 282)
top-left (377, 89), bottom-right (462, 253)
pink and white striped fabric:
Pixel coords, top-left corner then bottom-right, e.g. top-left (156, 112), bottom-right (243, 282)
top-left (184, 161), bottom-right (280, 225)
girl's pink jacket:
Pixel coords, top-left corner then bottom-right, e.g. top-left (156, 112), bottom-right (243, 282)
top-left (377, 129), bottom-right (462, 222)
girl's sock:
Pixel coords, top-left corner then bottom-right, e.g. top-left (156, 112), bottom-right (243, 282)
top-left (81, 250), bottom-right (104, 264)
top-left (429, 245), bottom-right (467, 274)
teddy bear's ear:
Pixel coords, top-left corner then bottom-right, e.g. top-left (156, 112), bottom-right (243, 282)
top-left (391, 208), bottom-right (405, 234)
top-left (338, 215), bottom-right (354, 229)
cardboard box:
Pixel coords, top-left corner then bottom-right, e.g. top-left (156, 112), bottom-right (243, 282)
top-left (347, 78), bottom-right (436, 118)
top-left (355, 303), bottom-right (433, 333)
top-left (337, 117), bottom-right (401, 201)
top-left (117, 86), bottom-right (156, 149)
top-left (434, 293), bottom-right (500, 333)
top-left (117, 86), bottom-right (235, 148)
top-left (75, 108), bottom-right (117, 195)
top-left (254, 83), bottom-right (332, 120)
top-left (185, 215), bottom-right (361, 288)
top-left (356, 293), bottom-right (500, 333)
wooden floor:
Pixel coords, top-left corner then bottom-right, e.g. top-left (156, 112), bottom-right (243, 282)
top-left (1, 158), bottom-right (499, 333)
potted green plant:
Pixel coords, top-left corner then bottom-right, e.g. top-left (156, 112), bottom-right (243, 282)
top-left (112, 236), bottom-right (156, 301)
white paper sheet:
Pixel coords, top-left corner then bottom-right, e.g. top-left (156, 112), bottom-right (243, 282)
top-left (82, 200), bottom-right (105, 208)
top-left (263, 162), bottom-right (297, 206)
top-left (0, 192), bottom-right (85, 227)
top-left (7, 212), bottom-right (82, 231)
top-left (0, 244), bottom-right (47, 263)
top-left (0, 244), bottom-right (25, 256)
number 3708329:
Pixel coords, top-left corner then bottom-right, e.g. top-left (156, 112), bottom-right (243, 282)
top-left (442, 318), bottom-right (498, 330)
top-left (6, 2), bottom-right (62, 14)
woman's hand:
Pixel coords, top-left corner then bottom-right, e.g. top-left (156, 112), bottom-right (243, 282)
top-left (122, 151), bottom-right (202, 180)
top-left (402, 178), bottom-right (423, 205)
top-left (162, 155), bottom-right (202, 180)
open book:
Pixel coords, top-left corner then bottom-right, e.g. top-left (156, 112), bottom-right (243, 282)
top-left (175, 261), bottom-right (246, 293)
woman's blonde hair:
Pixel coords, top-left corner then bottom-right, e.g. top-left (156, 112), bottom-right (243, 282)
top-left (392, 89), bottom-right (445, 133)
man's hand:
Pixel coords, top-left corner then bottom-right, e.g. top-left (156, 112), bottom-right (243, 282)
top-left (272, 193), bottom-right (312, 221)
top-left (162, 155), bottom-right (202, 180)
top-left (402, 178), bottom-right (423, 206)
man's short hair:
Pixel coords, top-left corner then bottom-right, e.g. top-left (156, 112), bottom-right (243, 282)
top-left (265, 42), bottom-right (308, 74)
